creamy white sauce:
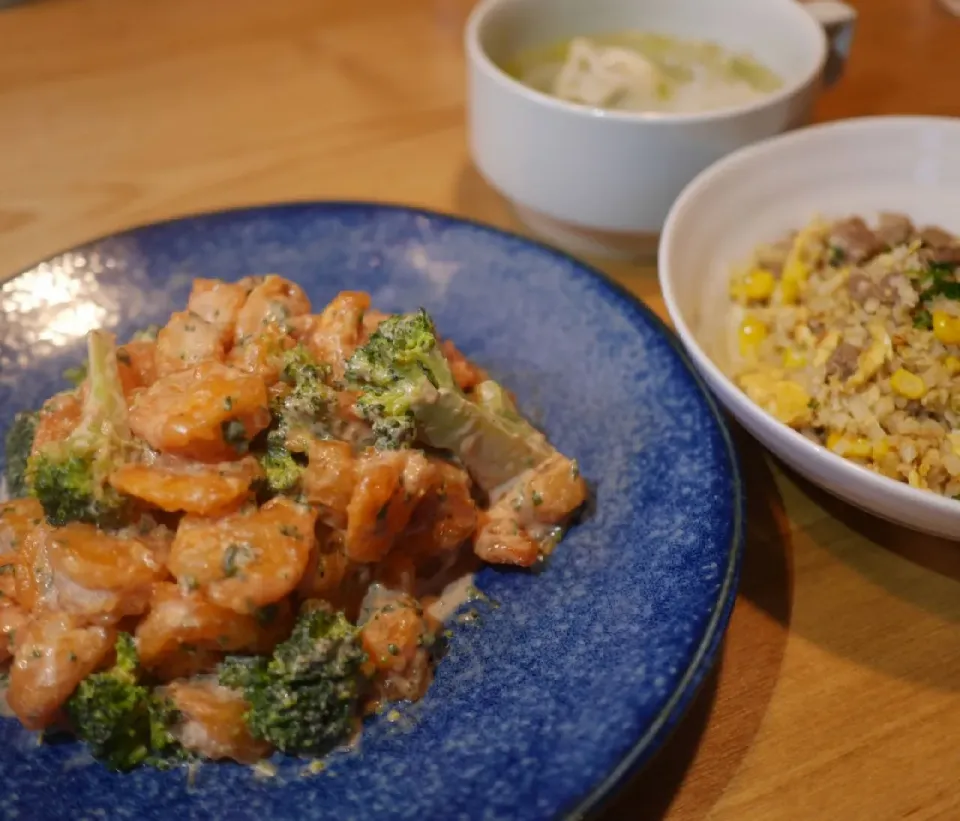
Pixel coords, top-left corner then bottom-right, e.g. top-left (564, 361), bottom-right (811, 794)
top-left (425, 573), bottom-right (477, 623)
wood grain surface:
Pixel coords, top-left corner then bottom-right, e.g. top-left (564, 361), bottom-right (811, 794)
top-left (2, 1), bottom-right (960, 819)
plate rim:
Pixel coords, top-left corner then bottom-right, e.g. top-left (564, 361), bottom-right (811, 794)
top-left (0, 200), bottom-right (745, 820)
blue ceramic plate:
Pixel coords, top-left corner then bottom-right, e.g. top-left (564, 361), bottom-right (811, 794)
top-left (0, 203), bottom-right (742, 821)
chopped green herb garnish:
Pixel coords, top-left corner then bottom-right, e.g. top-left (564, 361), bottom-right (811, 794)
top-left (222, 543), bottom-right (254, 578)
top-left (914, 309), bottom-right (934, 330)
top-left (221, 420), bottom-right (248, 453)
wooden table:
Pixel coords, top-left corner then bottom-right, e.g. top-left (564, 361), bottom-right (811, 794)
top-left (2, 1), bottom-right (960, 818)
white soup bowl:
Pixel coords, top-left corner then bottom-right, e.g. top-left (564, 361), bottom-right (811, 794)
top-left (466, 0), bottom-right (856, 260)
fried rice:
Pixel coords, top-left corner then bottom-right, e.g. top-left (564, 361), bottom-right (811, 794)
top-left (727, 212), bottom-right (960, 497)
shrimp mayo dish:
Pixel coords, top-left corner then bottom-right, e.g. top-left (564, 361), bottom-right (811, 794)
top-left (0, 275), bottom-right (587, 771)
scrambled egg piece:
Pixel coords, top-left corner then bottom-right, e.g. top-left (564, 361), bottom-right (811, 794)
top-left (738, 371), bottom-right (812, 427)
top-left (848, 323), bottom-right (892, 388)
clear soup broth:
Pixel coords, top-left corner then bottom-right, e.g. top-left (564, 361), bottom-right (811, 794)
top-left (506, 31), bottom-right (783, 114)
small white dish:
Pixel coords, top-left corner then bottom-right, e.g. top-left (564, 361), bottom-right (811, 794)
top-left (465, 0), bottom-right (857, 260)
top-left (659, 116), bottom-right (960, 539)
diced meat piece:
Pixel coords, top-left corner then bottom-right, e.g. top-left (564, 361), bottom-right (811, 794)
top-left (7, 613), bottom-right (115, 729)
top-left (345, 450), bottom-right (436, 563)
top-left (829, 217), bottom-right (884, 263)
top-left (847, 272), bottom-right (879, 304)
top-left (847, 272), bottom-right (907, 307)
top-left (921, 245), bottom-right (960, 266)
top-left (878, 273), bottom-right (911, 307)
top-left (825, 342), bottom-right (860, 381)
top-left (234, 275), bottom-right (311, 342)
top-left (154, 311), bottom-right (227, 378)
top-left (162, 679), bottom-right (272, 763)
top-left (168, 498), bottom-right (316, 613)
top-left (302, 440), bottom-right (357, 529)
top-left (919, 225), bottom-right (957, 249)
top-left (109, 456), bottom-right (262, 516)
top-left (876, 212), bottom-right (915, 248)
top-left (129, 362), bottom-right (271, 462)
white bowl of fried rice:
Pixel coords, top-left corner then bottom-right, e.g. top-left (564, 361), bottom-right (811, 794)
top-left (659, 116), bottom-right (960, 539)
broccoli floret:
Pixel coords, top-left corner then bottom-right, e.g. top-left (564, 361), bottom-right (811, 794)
top-left (258, 441), bottom-right (303, 494)
top-left (219, 607), bottom-right (367, 755)
top-left (275, 346), bottom-right (336, 445)
top-left (345, 309), bottom-right (554, 493)
top-left (256, 346), bottom-right (335, 495)
top-left (3, 410), bottom-right (39, 498)
top-left (67, 633), bottom-right (184, 772)
top-left (26, 330), bottom-right (136, 527)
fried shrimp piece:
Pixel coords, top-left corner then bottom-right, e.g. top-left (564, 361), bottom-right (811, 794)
top-left (135, 582), bottom-right (293, 676)
top-left (360, 585), bottom-right (437, 703)
top-left (154, 311), bottom-right (227, 378)
top-left (474, 454), bottom-right (586, 567)
top-left (8, 613), bottom-right (116, 729)
top-left (234, 275), bottom-right (311, 343)
top-left (162, 679), bottom-right (272, 763)
top-left (302, 291), bottom-right (370, 379)
top-left (168, 498), bottom-right (316, 613)
top-left (109, 456), bottom-right (262, 516)
top-left (15, 522), bottom-right (165, 621)
top-left (186, 278), bottom-right (255, 345)
top-left (344, 450), bottom-right (435, 563)
top-left (129, 362), bottom-right (270, 462)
